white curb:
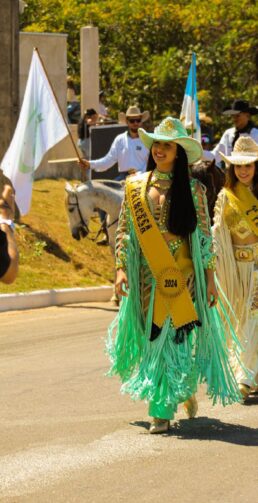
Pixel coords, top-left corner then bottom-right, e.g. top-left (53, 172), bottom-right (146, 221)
top-left (0, 286), bottom-right (113, 313)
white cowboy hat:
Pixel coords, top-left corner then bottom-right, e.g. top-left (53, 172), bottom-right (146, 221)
top-left (118, 106), bottom-right (150, 124)
top-left (138, 116), bottom-right (203, 164)
top-left (219, 136), bottom-right (258, 166)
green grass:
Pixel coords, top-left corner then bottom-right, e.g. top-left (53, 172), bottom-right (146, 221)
top-left (0, 179), bottom-right (114, 293)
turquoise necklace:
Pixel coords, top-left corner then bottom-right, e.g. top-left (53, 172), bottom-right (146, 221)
top-left (149, 168), bottom-right (173, 190)
top-left (153, 168), bottom-right (173, 180)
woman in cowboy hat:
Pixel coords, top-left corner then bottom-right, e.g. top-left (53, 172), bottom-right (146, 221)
top-left (213, 136), bottom-right (258, 401)
top-left (107, 117), bottom-right (243, 434)
top-left (203, 99), bottom-right (258, 167)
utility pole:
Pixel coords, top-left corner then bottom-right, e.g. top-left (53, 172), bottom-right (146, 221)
top-left (0, 0), bottom-right (20, 161)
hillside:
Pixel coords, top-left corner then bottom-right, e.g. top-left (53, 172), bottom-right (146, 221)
top-left (0, 179), bottom-right (114, 294)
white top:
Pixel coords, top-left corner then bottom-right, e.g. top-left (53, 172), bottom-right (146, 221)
top-left (99, 102), bottom-right (108, 116)
top-left (90, 131), bottom-right (149, 173)
top-left (66, 88), bottom-right (78, 103)
top-left (203, 126), bottom-right (258, 166)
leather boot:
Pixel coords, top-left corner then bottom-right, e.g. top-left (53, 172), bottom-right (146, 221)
top-left (183, 394), bottom-right (198, 419)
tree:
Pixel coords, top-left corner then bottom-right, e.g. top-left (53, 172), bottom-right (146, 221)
top-left (20, 0), bottom-right (258, 133)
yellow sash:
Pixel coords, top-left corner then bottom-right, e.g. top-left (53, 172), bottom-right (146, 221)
top-left (126, 172), bottom-right (199, 329)
top-left (225, 183), bottom-right (258, 237)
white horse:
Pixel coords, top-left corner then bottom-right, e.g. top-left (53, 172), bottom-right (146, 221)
top-left (65, 180), bottom-right (124, 304)
top-left (65, 180), bottom-right (124, 251)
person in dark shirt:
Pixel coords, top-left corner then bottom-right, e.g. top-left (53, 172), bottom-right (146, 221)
top-left (77, 109), bottom-right (99, 158)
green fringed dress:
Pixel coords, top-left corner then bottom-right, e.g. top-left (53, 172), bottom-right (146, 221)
top-left (107, 175), bottom-right (242, 420)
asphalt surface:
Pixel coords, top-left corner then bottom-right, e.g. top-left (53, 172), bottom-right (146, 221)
top-left (0, 303), bottom-right (257, 503)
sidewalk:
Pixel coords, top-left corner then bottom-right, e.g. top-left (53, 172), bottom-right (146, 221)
top-left (0, 285), bottom-right (113, 312)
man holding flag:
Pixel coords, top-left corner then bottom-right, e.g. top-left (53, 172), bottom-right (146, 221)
top-left (0, 49), bottom-right (70, 215)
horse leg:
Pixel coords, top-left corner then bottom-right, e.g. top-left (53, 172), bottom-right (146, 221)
top-left (96, 209), bottom-right (109, 246)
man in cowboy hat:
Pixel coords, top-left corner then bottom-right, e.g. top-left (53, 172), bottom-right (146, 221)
top-left (203, 99), bottom-right (258, 167)
top-left (80, 105), bottom-right (150, 180)
top-left (80, 106), bottom-right (150, 246)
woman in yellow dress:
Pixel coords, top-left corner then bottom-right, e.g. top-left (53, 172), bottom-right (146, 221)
top-left (107, 117), bottom-right (242, 434)
top-left (213, 136), bottom-right (258, 400)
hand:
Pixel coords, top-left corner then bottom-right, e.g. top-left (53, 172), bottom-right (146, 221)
top-left (0, 184), bottom-right (18, 284)
top-left (207, 278), bottom-right (218, 308)
top-left (0, 185), bottom-right (15, 220)
top-left (78, 158), bottom-right (90, 169)
top-left (115, 268), bottom-right (129, 297)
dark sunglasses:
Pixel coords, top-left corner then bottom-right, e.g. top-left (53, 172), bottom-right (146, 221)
top-left (127, 118), bottom-right (142, 123)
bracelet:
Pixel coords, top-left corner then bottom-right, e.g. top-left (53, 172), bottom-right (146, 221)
top-left (0, 217), bottom-right (15, 230)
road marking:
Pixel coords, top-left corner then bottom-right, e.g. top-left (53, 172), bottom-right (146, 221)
top-left (0, 429), bottom-right (161, 497)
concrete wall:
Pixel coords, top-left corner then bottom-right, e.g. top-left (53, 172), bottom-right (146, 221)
top-left (0, 0), bottom-right (19, 162)
top-left (19, 32), bottom-right (82, 181)
top-left (19, 32), bottom-right (67, 113)
top-left (80, 27), bottom-right (99, 114)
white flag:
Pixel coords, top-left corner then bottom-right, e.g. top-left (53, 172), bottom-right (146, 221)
top-left (1, 50), bottom-right (68, 215)
top-left (180, 53), bottom-right (201, 143)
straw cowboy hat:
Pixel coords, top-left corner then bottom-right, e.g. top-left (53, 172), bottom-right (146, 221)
top-left (222, 99), bottom-right (258, 116)
top-left (138, 116), bottom-right (203, 164)
top-left (199, 111), bottom-right (213, 124)
top-left (118, 106), bottom-right (150, 124)
top-left (219, 136), bottom-right (258, 166)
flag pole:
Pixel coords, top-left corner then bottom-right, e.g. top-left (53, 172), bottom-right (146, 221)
top-left (33, 47), bottom-right (82, 162)
top-left (191, 52), bottom-right (194, 138)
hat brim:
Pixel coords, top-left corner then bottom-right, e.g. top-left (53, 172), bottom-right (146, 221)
top-left (219, 151), bottom-right (258, 166)
top-left (126, 111), bottom-right (150, 122)
top-left (222, 107), bottom-right (258, 116)
top-left (138, 129), bottom-right (203, 164)
top-left (199, 113), bottom-right (213, 124)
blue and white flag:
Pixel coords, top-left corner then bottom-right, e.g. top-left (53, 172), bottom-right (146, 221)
top-left (180, 53), bottom-right (201, 143)
top-left (1, 49), bottom-right (68, 215)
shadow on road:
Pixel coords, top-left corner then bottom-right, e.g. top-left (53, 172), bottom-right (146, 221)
top-left (172, 416), bottom-right (258, 446)
top-left (131, 416), bottom-right (258, 446)
top-left (59, 304), bottom-right (118, 313)
top-left (243, 393), bottom-right (258, 406)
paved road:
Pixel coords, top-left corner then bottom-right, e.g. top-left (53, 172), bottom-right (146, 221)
top-left (0, 303), bottom-right (257, 503)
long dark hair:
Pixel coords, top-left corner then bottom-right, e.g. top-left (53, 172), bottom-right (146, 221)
top-left (147, 144), bottom-right (197, 237)
top-left (191, 160), bottom-right (225, 223)
top-left (225, 161), bottom-right (258, 198)
top-left (77, 108), bottom-right (97, 140)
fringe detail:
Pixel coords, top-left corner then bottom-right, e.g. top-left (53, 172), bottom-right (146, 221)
top-left (106, 226), bottom-right (146, 382)
top-left (150, 320), bottom-right (202, 344)
top-left (150, 322), bottom-right (161, 341)
top-left (174, 319), bottom-right (202, 344)
top-left (121, 316), bottom-right (198, 412)
top-left (191, 229), bottom-right (242, 405)
top-left (106, 223), bottom-right (244, 414)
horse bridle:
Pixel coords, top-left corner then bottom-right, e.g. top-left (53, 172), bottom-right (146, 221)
top-left (67, 191), bottom-right (119, 241)
top-left (67, 192), bottom-right (90, 236)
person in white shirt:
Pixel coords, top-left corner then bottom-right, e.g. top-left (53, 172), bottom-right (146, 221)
top-left (81, 105), bottom-right (150, 181)
top-left (203, 99), bottom-right (258, 168)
